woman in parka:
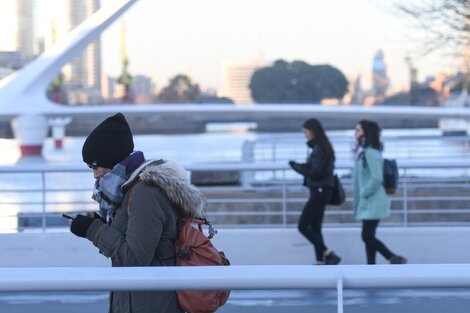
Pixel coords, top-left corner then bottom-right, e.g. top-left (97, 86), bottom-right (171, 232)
top-left (289, 118), bottom-right (341, 265)
top-left (68, 113), bottom-right (206, 313)
top-left (353, 119), bottom-right (407, 265)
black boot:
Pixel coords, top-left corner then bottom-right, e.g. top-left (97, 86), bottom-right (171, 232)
top-left (324, 251), bottom-right (341, 265)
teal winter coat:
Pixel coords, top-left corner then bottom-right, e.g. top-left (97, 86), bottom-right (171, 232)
top-left (353, 147), bottom-right (390, 220)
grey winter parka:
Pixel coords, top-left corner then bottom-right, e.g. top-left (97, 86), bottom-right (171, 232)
top-left (85, 160), bottom-right (206, 313)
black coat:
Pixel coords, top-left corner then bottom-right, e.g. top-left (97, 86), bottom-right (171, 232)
top-left (290, 141), bottom-right (335, 188)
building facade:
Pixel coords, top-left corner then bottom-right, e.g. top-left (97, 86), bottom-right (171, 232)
top-left (46, 0), bottom-right (102, 104)
top-left (372, 50), bottom-right (390, 101)
top-left (0, 0), bottom-right (35, 57)
top-left (221, 59), bottom-right (268, 104)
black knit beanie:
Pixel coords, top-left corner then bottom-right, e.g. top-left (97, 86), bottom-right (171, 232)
top-left (82, 113), bottom-right (134, 169)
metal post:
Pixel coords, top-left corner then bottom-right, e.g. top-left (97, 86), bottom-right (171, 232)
top-left (272, 141), bottom-right (277, 162)
top-left (272, 141), bottom-right (277, 179)
top-left (337, 275), bottom-right (344, 313)
top-left (41, 171), bottom-right (46, 232)
top-left (241, 141), bottom-right (255, 189)
top-left (282, 170), bottom-right (287, 227)
top-left (402, 168), bottom-right (408, 227)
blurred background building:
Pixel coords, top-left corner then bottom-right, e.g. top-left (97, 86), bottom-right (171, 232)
top-left (45, 0), bottom-right (102, 105)
top-left (221, 58), bottom-right (268, 105)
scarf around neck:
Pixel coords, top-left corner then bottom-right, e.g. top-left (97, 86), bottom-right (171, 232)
top-left (92, 151), bottom-right (145, 219)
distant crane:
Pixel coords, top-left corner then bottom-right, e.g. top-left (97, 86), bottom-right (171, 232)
top-left (116, 19), bottom-right (133, 103)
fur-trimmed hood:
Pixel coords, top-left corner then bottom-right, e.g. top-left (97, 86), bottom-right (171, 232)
top-left (122, 159), bottom-right (206, 219)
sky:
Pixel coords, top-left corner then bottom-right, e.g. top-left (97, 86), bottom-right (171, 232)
top-left (35, 0), bottom-right (465, 93)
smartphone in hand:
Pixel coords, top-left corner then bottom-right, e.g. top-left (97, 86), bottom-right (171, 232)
top-left (61, 213), bottom-right (75, 220)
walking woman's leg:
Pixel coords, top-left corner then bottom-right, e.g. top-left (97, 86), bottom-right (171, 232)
top-left (373, 220), bottom-right (395, 260)
top-left (362, 220), bottom-right (378, 264)
top-left (298, 189), bottom-right (328, 262)
top-left (310, 207), bottom-right (326, 261)
top-left (362, 220), bottom-right (394, 264)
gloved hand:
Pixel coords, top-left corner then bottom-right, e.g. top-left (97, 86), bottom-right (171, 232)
top-left (92, 212), bottom-right (106, 224)
top-left (289, 160), bottom-right (303, 174)
top-left (289, 160), bottom-right (300, 171)
top-left (70, 214), bottom-right (98, 238)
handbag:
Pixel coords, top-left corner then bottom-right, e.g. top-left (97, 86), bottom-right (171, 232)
top-left (329, 175), bottom-right (345, 205)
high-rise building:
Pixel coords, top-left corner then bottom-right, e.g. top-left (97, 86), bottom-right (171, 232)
top-left (101, 74), bottom-right (116, 101)
top-left (372, 50), bottom-right (390, 100)
top-left (47, 0), bottom-right (101, 91)
top-left (17, 0), bottom-right (34, 56)
top-left (221, 58), bottom-right (268, 104)
top-left (132, 75), bottom-right (154, 103)
top-left (0, 0), bottom-right (35, 57)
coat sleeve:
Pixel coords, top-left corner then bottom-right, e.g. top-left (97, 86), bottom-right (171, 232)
top-left (361, 149), bottom-right (383, 198)
top-left (295, 148), bottom-right (328, 180)
top-left (86, 184), bottom-right (165, 266)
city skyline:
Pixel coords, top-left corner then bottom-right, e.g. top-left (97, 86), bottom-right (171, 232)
top-left (5, 0), bottom-right (465, 96)
top-left (96, 0), bottom-right (461, 93)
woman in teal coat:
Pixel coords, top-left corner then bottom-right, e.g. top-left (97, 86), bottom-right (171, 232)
top-left (353, 120), bottom-right (407, 265)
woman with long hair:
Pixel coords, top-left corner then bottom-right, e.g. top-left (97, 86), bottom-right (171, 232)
top-left (289, 118), bottom-right (341, 265)
top-left (353, 119), bottom-right (407, 264)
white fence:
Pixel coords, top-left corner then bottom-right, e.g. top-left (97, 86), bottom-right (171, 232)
top-left (2, 264), bottom-right (470, 313)
top-left (242, 134), bottom-right (470, 162)
top-left (1, 159), bottom-right (470, 231)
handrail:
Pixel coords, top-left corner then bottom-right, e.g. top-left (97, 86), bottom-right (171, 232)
top-left (1, 265), bottom-right (470, 312)
top-left (4, 158), bottom-right (470, 171)
top-left (2, 264), bottom-right (469, 291)
top-left (1, 158), bottom-right (470, 231)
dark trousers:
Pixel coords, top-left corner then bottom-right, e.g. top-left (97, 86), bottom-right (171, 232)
top-left (298, 187), bottom-right (332, 262)
top-left (361, 219), bottom-right (394, 264)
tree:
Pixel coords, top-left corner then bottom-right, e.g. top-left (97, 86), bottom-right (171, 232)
top-left (394, 1), bottom-right (469, 55)
top-left (47, 72), bottom-right (67, 104)
top-left (249, 60), bottom-right (348, 103)
top-left (157, 75), bottom-right (201, 103)
top-left (200, 95), bottom-right (234, 104)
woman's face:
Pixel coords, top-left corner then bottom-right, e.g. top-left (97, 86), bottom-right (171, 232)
top-left (303, 128), bottom-right (314, 140)
top-left (89, 166), bottom-right (111, 179)
top-left (355, 124), bottom-right (364, 142)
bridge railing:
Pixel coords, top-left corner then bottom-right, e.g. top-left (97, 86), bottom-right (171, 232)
top-left (242, 134), bottom-right (470, 163)
top-left (0, 159), bottom-right (470, 232)
top-left (1, 264), bottom-right (470, 313)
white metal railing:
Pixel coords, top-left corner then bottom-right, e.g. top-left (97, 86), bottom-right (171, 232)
top-left (243, 135), bottom-right (470, 163)
top-left (2, 264), bottom-right (470, 313)
top-left (1, 159), bottom-right (470, 231)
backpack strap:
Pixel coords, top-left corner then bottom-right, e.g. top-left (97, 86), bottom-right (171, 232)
top-left (361, 151), bottom-right (368, 169)
top-left (180, 217), bottom-right (217, 239)
top-left (127, 180), bottom-right (145, 215)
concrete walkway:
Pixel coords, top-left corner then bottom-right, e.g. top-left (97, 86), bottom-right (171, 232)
top-left (0, 227), bottom-right (469, 267)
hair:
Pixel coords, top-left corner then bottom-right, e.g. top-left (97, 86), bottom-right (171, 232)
top-left (358, 119), bottom-right (381, 149)
top-left (302, 118), bottom-right (335, 161)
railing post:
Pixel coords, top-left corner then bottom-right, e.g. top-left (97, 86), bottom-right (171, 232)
top-left (241, 141), bottom-right (255, 189)
top-left (272, 140), bottom-right (277, 162)
top-left (272, 141), bottom-right (277, 179)
top-left (282, 170), bottom-right (287, 227)
top-left (41, 171), bottom-right (46, 232)
top-left (337, 274), bottom-right (344, 313)
top-left (402, 168), bottom-right (408, 227)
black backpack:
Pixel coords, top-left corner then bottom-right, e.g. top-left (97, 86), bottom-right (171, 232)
top-left (383, 158), bottom-right (398, 195)
top-left (362, 154), bottom-right (399, 195)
